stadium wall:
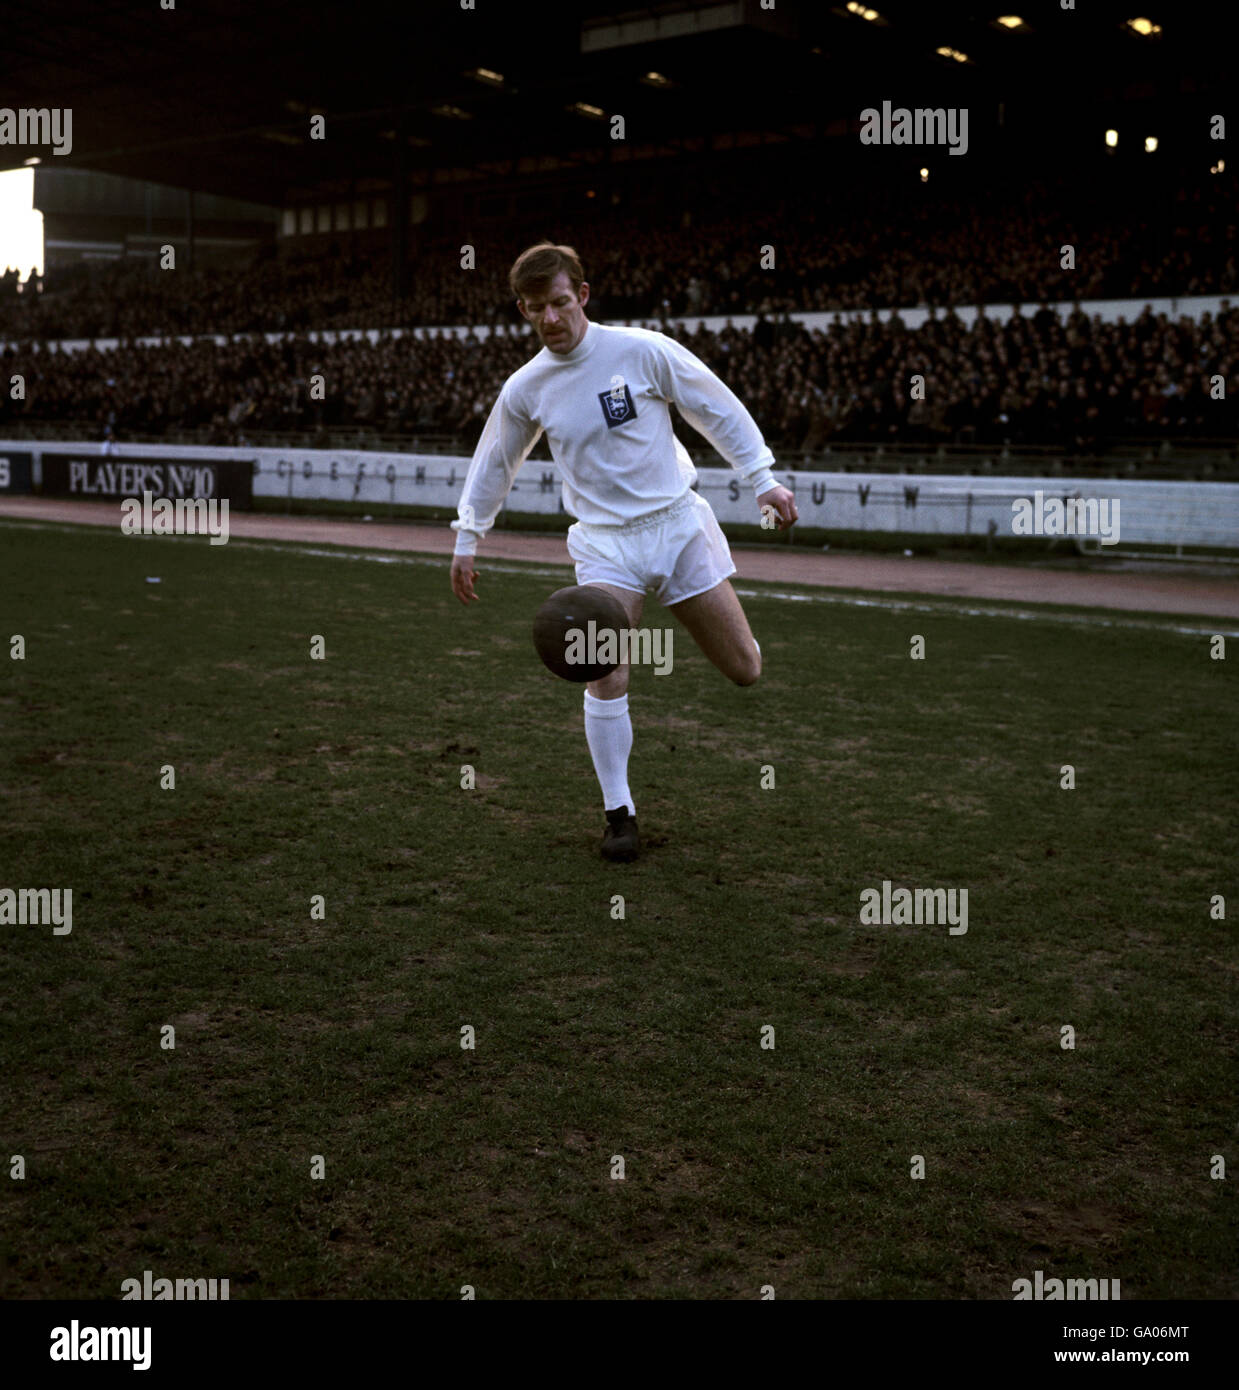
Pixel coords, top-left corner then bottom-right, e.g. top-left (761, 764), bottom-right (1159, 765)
top-left (0, 449), bottom-right (33, 495)
top-left (6, 440), bottom-right (1237, 550)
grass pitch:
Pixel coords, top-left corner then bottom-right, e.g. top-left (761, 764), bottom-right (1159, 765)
top-left (1, 519), bottom-right (1234, 1299)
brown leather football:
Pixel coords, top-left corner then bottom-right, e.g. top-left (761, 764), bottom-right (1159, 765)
top-left (532, 585), bottom-right (630, 682)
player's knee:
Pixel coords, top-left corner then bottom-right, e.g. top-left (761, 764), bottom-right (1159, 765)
top-left (733, 650), bottom-right (761, 686)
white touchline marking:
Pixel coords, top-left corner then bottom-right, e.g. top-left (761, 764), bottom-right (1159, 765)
top-left (729, 588), bottom-right (1239, 639)
top-left (237, 540), bottom-right (1239, 637)
top-left (3, 518), bottom-right (1235, 638)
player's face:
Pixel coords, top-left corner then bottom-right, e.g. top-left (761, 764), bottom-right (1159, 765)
top-left (519, 271), bottom-right (590, 353)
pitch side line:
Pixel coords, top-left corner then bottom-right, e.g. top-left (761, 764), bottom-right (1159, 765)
top-left (225, 538), bottom-right (1239, 638)
top-left (3, 519), bottom-right (1234, 637)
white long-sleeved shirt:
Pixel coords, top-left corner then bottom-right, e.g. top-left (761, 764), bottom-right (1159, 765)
top-left (450, 320), bottom-right (778, 555)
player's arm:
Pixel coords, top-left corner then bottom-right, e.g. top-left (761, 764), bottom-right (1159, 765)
top-left (649, 332), bottom-right (798, 530)
top-left (450, 383), bottom-right (542, 604)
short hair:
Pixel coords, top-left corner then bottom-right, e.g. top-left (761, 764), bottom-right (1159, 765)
top-left (509, 242), bottom-right (585, 302)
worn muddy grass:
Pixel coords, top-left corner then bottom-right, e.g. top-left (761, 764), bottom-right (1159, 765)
top-left (0, 519), bottom-right (1233, 1299)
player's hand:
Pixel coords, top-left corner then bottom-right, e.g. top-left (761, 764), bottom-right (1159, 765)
top-left (757, 485), bottom-right (798, 531)
top-left (450, 554), bottom-right (480, 604)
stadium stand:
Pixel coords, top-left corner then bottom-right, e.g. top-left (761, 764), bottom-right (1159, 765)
top-left (2, 125), bottom-right (1234, 478)
top-left (3, 296), bottom-right (1235, 471)
top-left (3, 169), bottom-right (1236, 339)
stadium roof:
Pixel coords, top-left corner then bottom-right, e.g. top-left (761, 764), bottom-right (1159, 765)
top-left (1, 1), bottom-right (1224, 206)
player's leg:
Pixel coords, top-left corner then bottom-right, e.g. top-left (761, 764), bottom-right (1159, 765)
top-left (658, 494), bottom-right (761, 686)
top-left (584, 581), bottom-right (644, 699)
top-left (582, 582), bottom-right (644, 859)
top-left (665, 577), bottom-right (761, 686)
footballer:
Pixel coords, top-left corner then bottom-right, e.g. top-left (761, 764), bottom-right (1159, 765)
top-left (449, 243), bottom-right (798, 861)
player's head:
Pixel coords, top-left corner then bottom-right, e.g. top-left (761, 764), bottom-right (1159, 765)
top-left (511, 242), bottom-right (590, 353)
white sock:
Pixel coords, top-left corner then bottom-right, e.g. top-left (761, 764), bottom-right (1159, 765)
top-left (584, 690), bottom-right (635, 816)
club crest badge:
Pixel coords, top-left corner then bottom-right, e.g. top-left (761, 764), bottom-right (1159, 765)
top-left (598, 383), bottom-right (637, 428)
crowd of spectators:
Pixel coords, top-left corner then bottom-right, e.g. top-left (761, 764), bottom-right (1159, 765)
top-left (4, 301), bottom-right (1233, 455)
top-left (1, 170), bottom-right (1235, 342)
top-left (721, 303), bottom-right (1237, 453)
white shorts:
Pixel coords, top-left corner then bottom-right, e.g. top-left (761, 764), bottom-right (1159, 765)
top-left (566, 490), bottom-right (737, 606)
